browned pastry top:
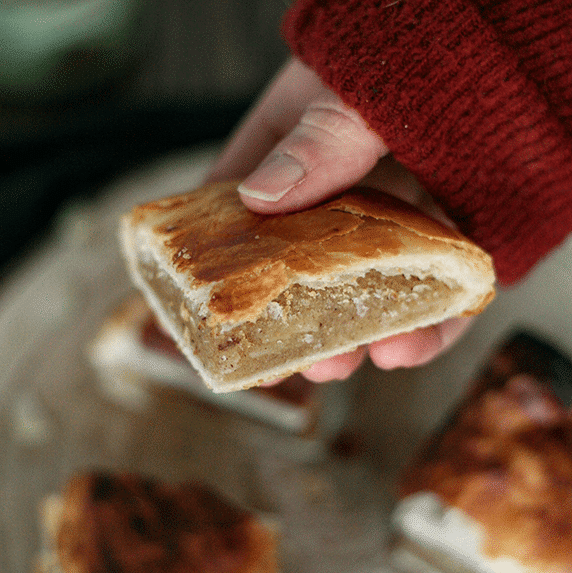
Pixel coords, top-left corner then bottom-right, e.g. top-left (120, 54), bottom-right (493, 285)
top-left (56, 471), bottom-right (274, 573)
top-left (400, 367), bottom-right (572, 570)
top-left (126, 181), bottom-right (493, 323)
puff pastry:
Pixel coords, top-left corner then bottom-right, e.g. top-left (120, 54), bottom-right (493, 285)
top-left (120, 181), bottom-right (495, 392)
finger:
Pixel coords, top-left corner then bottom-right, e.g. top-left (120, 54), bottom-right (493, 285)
top-left (368, 317), bottom-right (475, 369)
top-left (205, 58), bottom-right (325, 183)
top-left (238, 91), bottom-right (390, 214)
top-left (301, 347), bottom-right (367, 383)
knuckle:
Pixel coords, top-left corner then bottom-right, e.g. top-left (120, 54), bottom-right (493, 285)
top-left (299, 103), bottom-right (371, 146)
top-left (271, 99), bottom-right (384, 175)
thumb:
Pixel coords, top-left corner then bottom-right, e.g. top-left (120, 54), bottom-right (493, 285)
top-left (238, 91), bottom-right (389, 214)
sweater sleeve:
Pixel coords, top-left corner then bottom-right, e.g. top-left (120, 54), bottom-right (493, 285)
top-left (282, 0), bottom-right (572, 286)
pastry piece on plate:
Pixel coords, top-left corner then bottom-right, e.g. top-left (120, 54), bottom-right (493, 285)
top-left (391, 331), bottom-right (572, 573)
top-left (120, 181), bottom-right (496, 392)
top-left (88, 292), bottom-right (351, 439)
top-left (36, 470), bottom-right (280, 573)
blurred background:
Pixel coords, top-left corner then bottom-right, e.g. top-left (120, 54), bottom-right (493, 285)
top-left (2, 5), bottom-right (572, 573)
top-left (0, 0), bottom-right (290, 276)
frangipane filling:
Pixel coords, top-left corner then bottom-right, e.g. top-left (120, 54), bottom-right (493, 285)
top-left (138, 257), bottom-right (460, 388)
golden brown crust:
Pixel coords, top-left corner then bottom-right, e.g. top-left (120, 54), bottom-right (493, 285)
top-left (326, 188), bottom-right (467, 244)
top-left (399, 336), bottom-right (572, 571)
top-left (54, 471), bottom-right (279, 573)
top-left (459, 288), bottom-right (497, 318)
top-left (120, 181), bottom-right (496, 390)
top-left (123, 181), bottom-right (495, 325)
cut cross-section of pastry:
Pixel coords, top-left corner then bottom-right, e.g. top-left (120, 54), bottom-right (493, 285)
top-left (88, 292), bottom-right (351, 439)
top-left (120, 180), bottom-right (496, 392)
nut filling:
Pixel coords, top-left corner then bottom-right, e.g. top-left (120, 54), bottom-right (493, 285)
top-left (138, 258), bottom-right (460, 388)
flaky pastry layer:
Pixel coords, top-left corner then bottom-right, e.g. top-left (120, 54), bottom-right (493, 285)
top-left (121, 181), bottom-right (495, 391)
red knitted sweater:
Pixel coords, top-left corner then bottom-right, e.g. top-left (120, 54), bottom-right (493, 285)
top-left (282, 0), bottom-right (572, 286)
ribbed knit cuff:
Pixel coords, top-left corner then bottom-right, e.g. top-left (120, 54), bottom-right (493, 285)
top-left (283, 0), bottom-right (572, 285)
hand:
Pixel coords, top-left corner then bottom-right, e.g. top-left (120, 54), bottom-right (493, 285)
top-left (206, 58), bottom-right (474, 382)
